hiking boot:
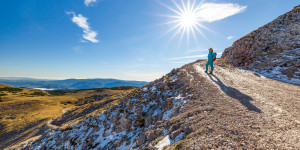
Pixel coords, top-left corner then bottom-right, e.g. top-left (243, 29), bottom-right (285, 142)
top-left (205, 71), bottom-right (207, 73)
top-left (209, 72), bottom-right (213, 74)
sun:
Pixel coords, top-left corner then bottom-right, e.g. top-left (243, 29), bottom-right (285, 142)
top-left (159, 0), bottom-right (210, 44)
top-left (179, 11), bottom-right (198, 27)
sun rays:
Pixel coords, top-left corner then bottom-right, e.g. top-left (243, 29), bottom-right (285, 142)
top-left (157, 0), bottom-right (247, 46)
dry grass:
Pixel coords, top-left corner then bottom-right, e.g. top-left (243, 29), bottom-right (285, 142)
top-left (172, 141), bottom-right (182, 150)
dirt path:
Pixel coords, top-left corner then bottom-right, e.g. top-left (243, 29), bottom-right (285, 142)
top-left (192, 61), bottom-right (300, 148)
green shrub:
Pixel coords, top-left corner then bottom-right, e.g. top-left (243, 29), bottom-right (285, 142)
top-left (30, 91), bottom-right (47, 96)
top-left (0, 93), bottom-right (7, 96)
top-left (0, 87), bottom-right (23, 93)
top-left (61, 101), bottom-right (72, 105)
top-left (109, 86), bottom-right (137, 90)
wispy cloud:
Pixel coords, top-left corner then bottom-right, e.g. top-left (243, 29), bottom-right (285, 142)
top-left (227, 36), bottom-right (234, 40)
top-left (171, 60), bottom-right (197, 64)
top-left (197, 3), bottom-right (247, 22)
top-left (73, 46), bottom-right (85, 54)
top-left (84, 0), bottom-right (97, 7)
top-left (169, 53), bottom-right (223, 61)
top-left (185, 49), bottom-right (208, 53)
top-left (66, 11), bottom-right (98, 43)
top-left (169, 54), bottom-right (207, 60)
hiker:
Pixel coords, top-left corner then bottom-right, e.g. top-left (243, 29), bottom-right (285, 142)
top-left (205, 48), bottom-right (216, 74)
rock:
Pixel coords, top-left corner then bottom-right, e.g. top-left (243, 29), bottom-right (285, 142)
top-left (115, 140), bottom-right (121, 147)
top-left (181, 124), bottom-right (192, 134)
top-left (296, 50), bottom-right (300, 56)
top-left (164, 86), bottom-right (170, 90)
top-left (136, 132), bottom-right (146, 146)
top-left (158, 83), bottom-right (166, 90)
top-left (118, 116), bottom-right (131, 131)
top-left (110, 115), bottom-right (118, 123)
top-left (145, 115), bottom-right (151, 127)
top-left (169, 123), bottom-right (181, 133)
top-left (134, 115), bottom-right (144, 127)
top-left (167, 102), bottom-right (174, 109)
top-left (208, 126), bottom-right (213, 131)
top-left (170, 130), bottom-right (182, 140)
top-left (148, 130), bottom-right (160, 140)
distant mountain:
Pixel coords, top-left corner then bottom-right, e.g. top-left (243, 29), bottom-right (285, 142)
top-left (0, 77), bottom-right (148, 90)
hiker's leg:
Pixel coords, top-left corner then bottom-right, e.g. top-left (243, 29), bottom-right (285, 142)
top-left (211, 62), bottom-right (214, 72)
top-left (206, 62), bottom-right (209, 71)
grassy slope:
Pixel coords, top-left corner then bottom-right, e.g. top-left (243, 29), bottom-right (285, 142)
top-left (0, 84), bottom-right (135, 149)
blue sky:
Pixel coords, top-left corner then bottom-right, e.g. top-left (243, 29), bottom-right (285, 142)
top-left (0, 0), bottom-right (298, 81)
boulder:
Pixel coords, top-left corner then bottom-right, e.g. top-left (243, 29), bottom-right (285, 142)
top-left (169, 123), bottom-right (181, 133)
top-left (170, 130), bottom-right (182, 140)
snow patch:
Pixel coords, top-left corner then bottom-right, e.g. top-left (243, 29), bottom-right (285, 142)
top-left (155, 135), bottom-right (171, 150)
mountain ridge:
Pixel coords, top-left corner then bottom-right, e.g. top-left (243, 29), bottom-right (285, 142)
top-left (0, 78), bottom-right (148, 90)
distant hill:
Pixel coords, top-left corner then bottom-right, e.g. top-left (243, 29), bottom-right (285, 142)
top-left (0, 77), bottom-right (148, 90)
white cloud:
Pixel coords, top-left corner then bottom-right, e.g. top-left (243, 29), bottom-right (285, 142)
top-left (227, 36), bottom-right (234, 40)
top-left (67, 11), bottom-right (98, 43)
top-left (84, 0), bottom-right (97, 7)
top-left (196, 3), bottom-right (247, 22)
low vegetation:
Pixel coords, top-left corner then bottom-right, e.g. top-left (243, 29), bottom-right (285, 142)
top-left (0, 87), bottom-right (23, 93)
top-left (30, 91), bottom-right (47, 96)
top-left (155, 137), bottom-right (163, 145)
top-left (0, 93), bottom-right (7, 96)
top-left (172, 141), bottom-right (183, 150)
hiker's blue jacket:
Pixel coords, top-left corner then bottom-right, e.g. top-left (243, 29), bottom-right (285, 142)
top-left (208, 52), bottom-right (216, 61)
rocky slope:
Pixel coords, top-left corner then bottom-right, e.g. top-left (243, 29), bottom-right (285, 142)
top-left (222, 5), bottom-right (300, 85)
top-left (16, 60), bottom-right (300, 150)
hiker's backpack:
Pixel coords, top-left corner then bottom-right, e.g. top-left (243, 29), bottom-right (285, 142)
top-left (212, 52), bottom-right (217, 61)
